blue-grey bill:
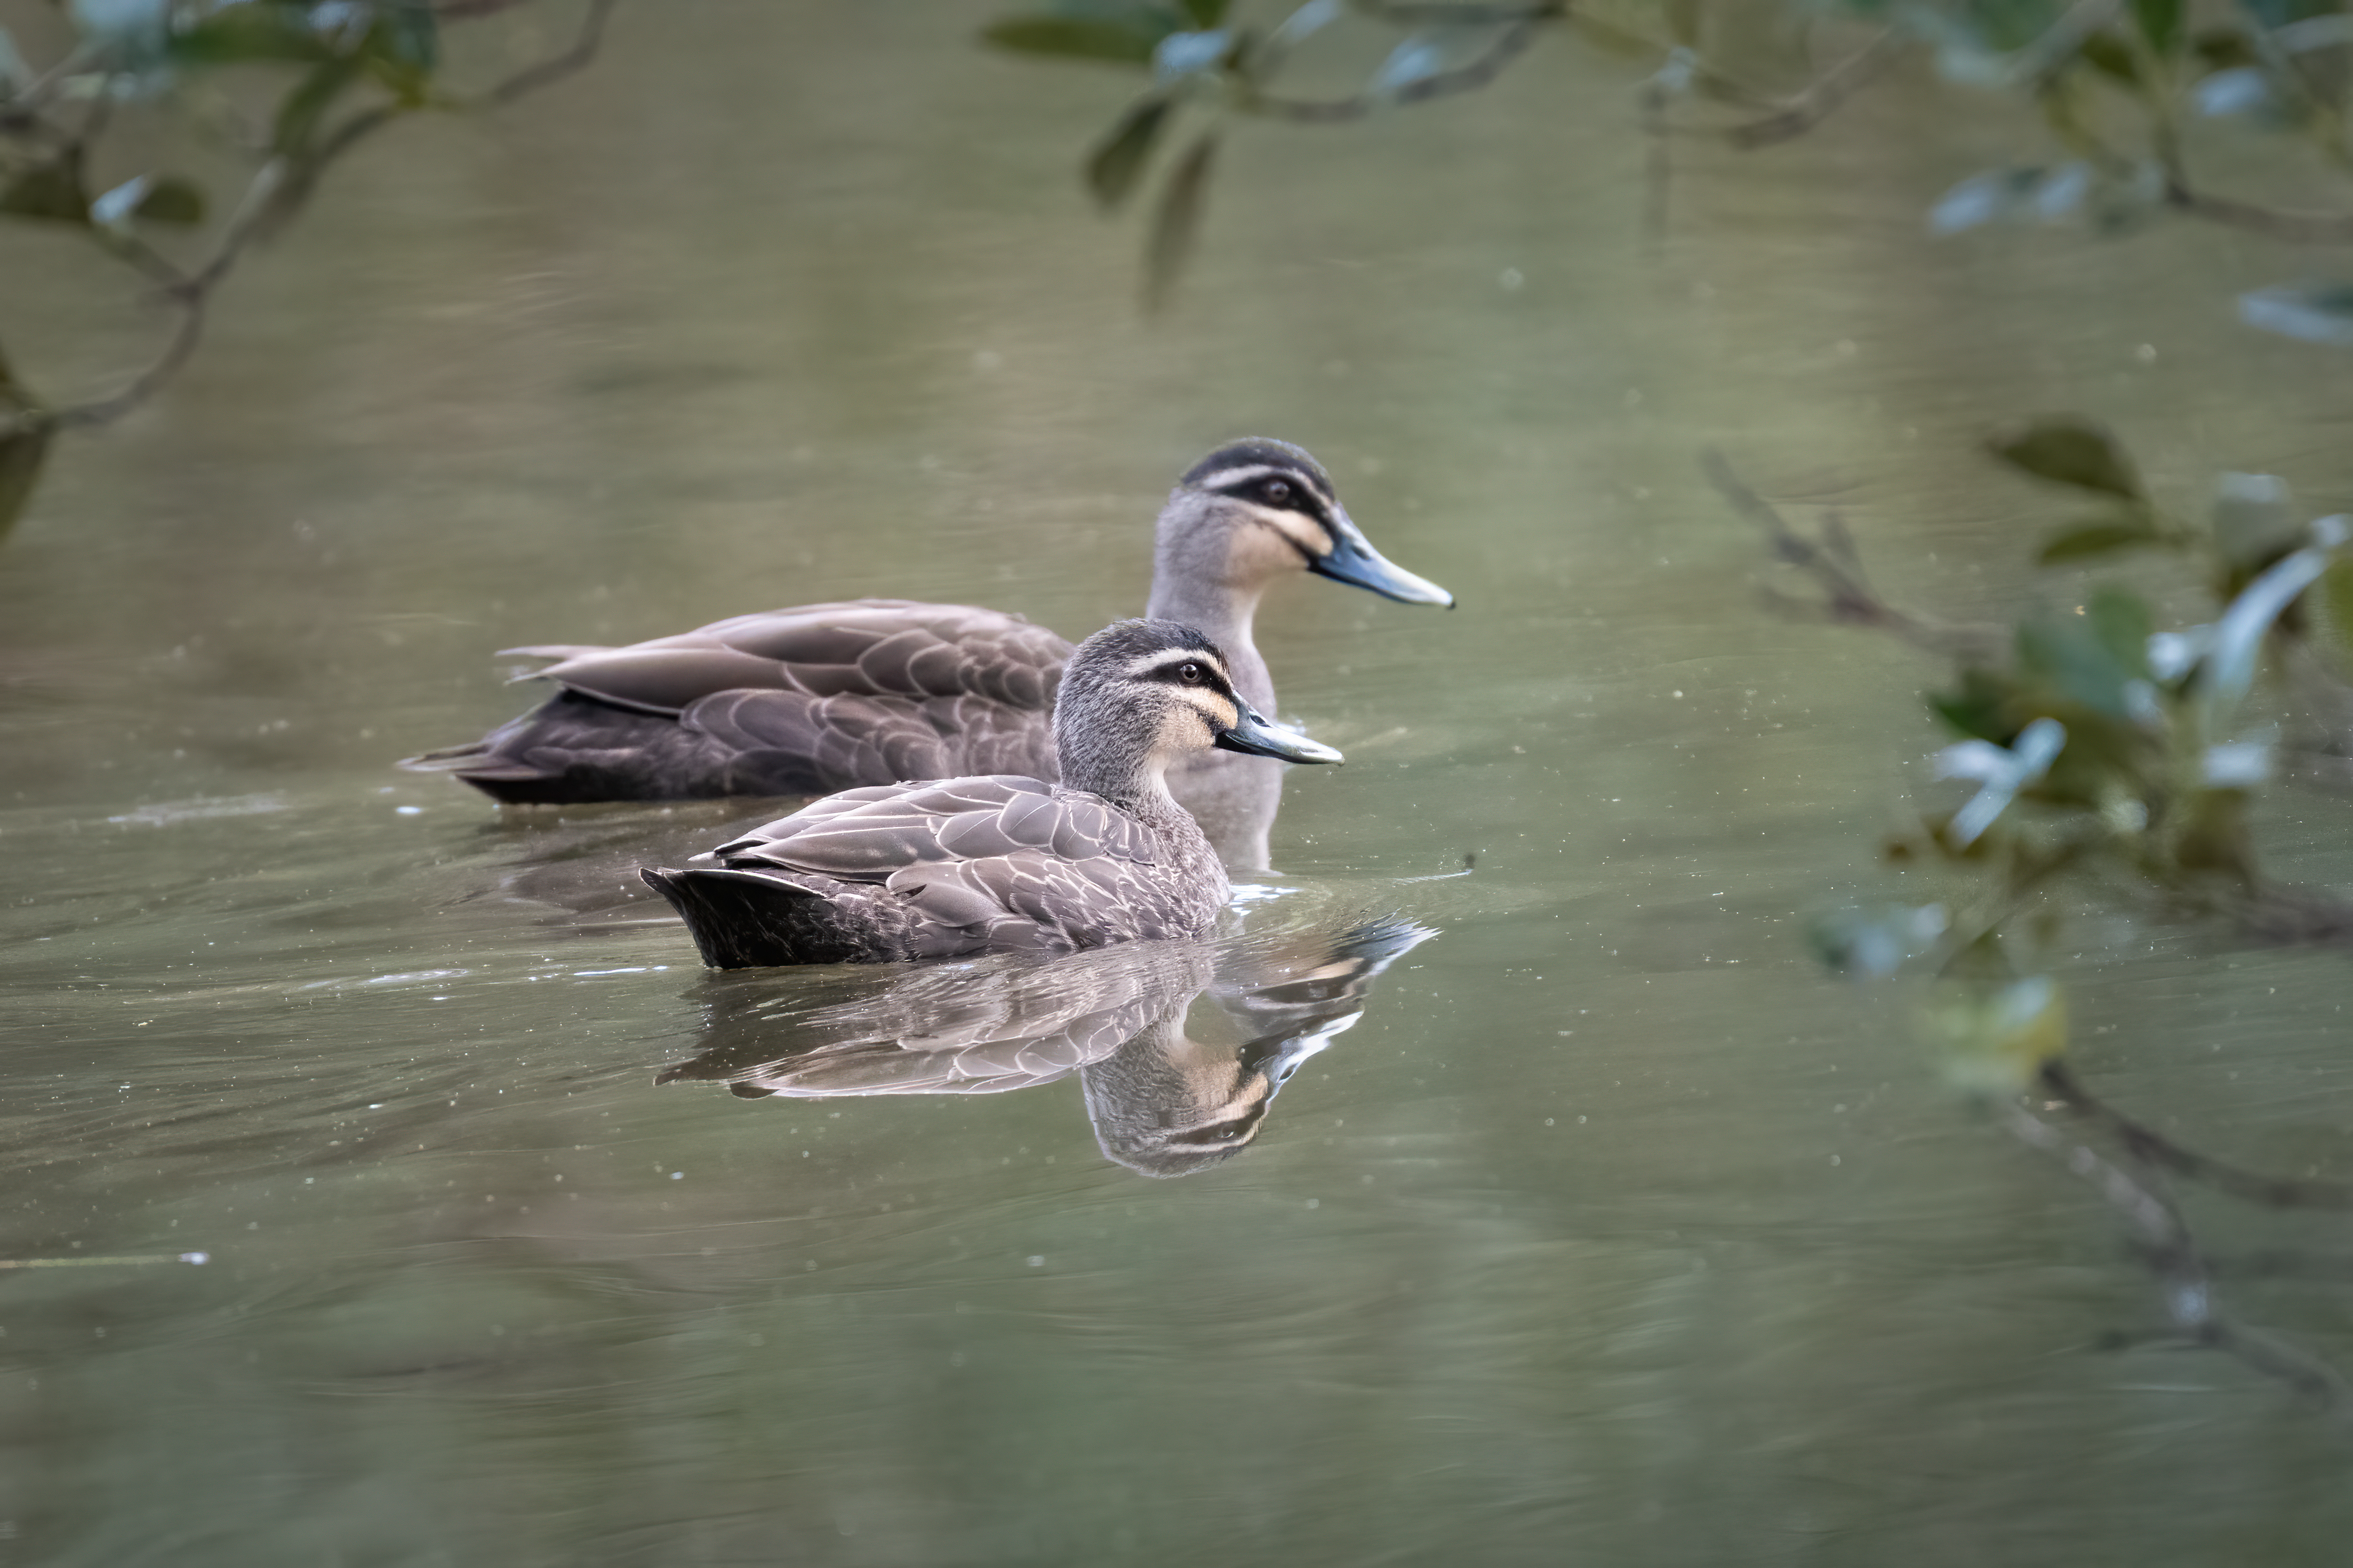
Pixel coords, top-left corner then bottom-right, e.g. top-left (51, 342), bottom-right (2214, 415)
top-left (1310, 512), bottom-right (1455, 608)
top-left (1217, 704), bottom-right (1344, 765)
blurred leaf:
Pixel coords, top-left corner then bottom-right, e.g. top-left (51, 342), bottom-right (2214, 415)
top-left (2175, 787), bottom-right (2255, 881)
top-left (1663, 0), bottom-right (1703, 46)
top-left (69, 0), bottom-right (170, 56)
top-left (378, 1), bottom-right (438, 76)
top-left (0, 150), bottom-right (90, 224)
top-left (1927, 163), bottom-right (2097, 233)
top-left (0, 26), bottom-right (31, 94)
top-left (2240, 281), bottom-right (2353, 347)
top-left (2245, 0), bottom-right (2344, 33)
top-left (1144, 130), bottom-right (1216, 313)
top-left (2021, 615), bottom-right (2135, 715)
top-left (2193, 26), bottom-right (2261, 68)
top-left (166, 4), bottom-right (332, 66)
top-left (1152, 28), bottom-right (1230, 82)
top-left (2079, 30), bottom-right (2142, 83)
top-left (2198, 529), bottom-right (2339, 729)
top-left (1931, 666), bottom-right (2024, 743)
top-left (1931, 976), bottom-right (2067, 1096)
top-left (2211, 470), bottom-right (2300, 568)
top-left (1087, 94), bottom-right (1174, 209)
top-left (1371, 34), bottom-right (1451, 96)
top-left (2086, 586), bottom-right (2154, 676)
top-left (2037, 514), bottom-right (2159, 563)
top-left (1267, 0), bottom-right (1342, 53)
top-left (2133, 0), bottom-right (2183, 53)
top-left (2316, 556), bottom-right (2353, 679)
top-left (983, 4), bottom-right (1185, 66)
top-left (1177, 0), bottom-right (1231, 25)
top-left (88, 173), bottom-right (151, 231)
top-left (1986, 415), bottom-right (2144, 499)
top-left (134, 174), bottom-right (205, 225)
top-left (1810, 903), bottom-right (1949, 978)
top-left (2193, 64), bottom-right (2280, 116)
top-left (0, 421), bottom-right (50, 543)
top-left (0, 343), bottom-right (48, 543)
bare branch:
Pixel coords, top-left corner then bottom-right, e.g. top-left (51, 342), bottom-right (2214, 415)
top-left (1703, 448), bottom-right (2005, 662)
top-left (2040, 1061), bottom-right (2353, 1212)
top-left (1999, 1098), bottom-right (2353, 1411)
top-left (483, 0), bottom-right (617, 108)
top-left (38, 0), bottom-right (618, 433)
top-left (1243, 16), bottom-right (1547, 125)
top-left (1720, 30), bottom-right (1908, 150)
top-left (2163, 178), bottom-right (2353, 244)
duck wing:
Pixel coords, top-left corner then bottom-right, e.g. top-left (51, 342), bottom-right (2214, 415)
top-left (507, 599), bottom-right (1069, 716)
top-left (686, 687), bottom-right (1060, 797)
top-left (709, 777), bottom-right (1159, 882)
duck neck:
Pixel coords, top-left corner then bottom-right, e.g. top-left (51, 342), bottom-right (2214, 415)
top-left (1056, 739), bottom-right (1178, 816)
top-left (1146, 575), bottom-right (1274, 713)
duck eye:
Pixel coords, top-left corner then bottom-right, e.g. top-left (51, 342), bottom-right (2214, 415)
top-left (1262, 479), bottom-right (1292, 504)
top-left (1175, 661), bottom-right (1205, 684)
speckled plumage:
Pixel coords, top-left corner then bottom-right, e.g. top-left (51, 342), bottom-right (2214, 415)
top-left (401, 440), bottom-right (1450, 866)
top-left (640, 621), bottom-right (1341, 967)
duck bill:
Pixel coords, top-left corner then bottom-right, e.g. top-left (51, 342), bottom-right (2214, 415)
top-left (1217, 703), bottom-right (1344, 766)
top-left (1310, 509), bottom-right (1455, 608)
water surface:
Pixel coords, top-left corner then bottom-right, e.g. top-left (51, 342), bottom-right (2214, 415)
top-left (6, 4), bottom-right (2353, 1563)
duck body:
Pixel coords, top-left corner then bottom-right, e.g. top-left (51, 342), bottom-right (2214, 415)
top-left (402, 599), bottom-right (1065, 804)
top-left (643, 774), bottom-right (1226, 967)
top-left (404, 440), bottom-right (1450, 868)
top-left (641, 620), bottom-right (1343, 968)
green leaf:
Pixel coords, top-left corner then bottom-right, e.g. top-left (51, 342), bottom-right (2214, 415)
top-left (2079, 30), bottom-right (2141, 84)
top-left (0, 150), bottom-right (90, 224)
top-left (0, 343), bottom-right (48, 543)
top-left (1087, 94), bottom-right (1174, 209)
top-left (2037, 514), bottom-right (2158, 563)
top-left (1143, 130), bottom-right (1216, 313)
top-left (0, 421), bottom-right (51, 544)
top-left (1985, 415), bottom-right (2144, 499)
top-left (2192, 26), bottom-right (2260, 69)
top-left (2085, 586), bottom-right (2154, 676)
top-left (2315, 556), bottom-right (2353, 680)
top-left (134, 174), bottom-right (205, 225)
top-left (2133, 0), bottom-right (2183, 51)
top-left (982, 17), bottom-right (1168, 65)
top-left (1930, 667), bottom-right (2023, 744)
top-left (1177, 0), bottom-right (1231, 24)
top-left (2019, 615), bottom-right (2137, 718)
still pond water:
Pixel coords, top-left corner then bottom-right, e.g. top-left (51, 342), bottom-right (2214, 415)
top-left (6, 4), bottom-right (2353, 1563)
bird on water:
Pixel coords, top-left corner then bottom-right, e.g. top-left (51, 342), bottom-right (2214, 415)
top-left (401, 439), bottom-right (1448, 866)
top-left (639, 619), bottom-right (1343, 968)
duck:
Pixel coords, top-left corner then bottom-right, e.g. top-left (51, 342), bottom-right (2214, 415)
top-left (400, 438), bottom-right (1450, 867)
top-left (639, 619), bottom-right (1342, 968)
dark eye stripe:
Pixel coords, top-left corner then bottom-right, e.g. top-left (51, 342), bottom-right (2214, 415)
top-left (1208, 470), bottom-right (1333, 522)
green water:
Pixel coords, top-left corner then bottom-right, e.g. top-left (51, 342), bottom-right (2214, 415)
top-left (6, 4), bottom-right (2353, 1563)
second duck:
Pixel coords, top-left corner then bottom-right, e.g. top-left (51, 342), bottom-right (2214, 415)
top-left (640, 620), bottom-right (1341, 967)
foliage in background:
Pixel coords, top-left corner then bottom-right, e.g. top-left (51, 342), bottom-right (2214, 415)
top-left (0, 0), bottom-right (611, 540)
top-left (983, 0), bottom-right (2353, 324)
top-left (1733, 421), bottom-right (2353, 1409)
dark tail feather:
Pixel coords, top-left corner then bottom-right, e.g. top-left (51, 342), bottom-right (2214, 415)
top-left (640, 866), bottom-right (867, 968)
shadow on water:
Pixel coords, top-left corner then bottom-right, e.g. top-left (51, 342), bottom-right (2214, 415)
top-left (657, 914), bottom-right (1438, 1177)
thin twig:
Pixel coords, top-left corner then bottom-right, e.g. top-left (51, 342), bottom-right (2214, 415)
top-left (1242, 17), bottom-right (1545, 124)
top-left (1702, 448), bottom-right (2005, 661)
top-left (2163, 178), bottom-right (2353, 244)
top-left (41, 0), bottom-right (617, 433)
top-left (2040, 1060), bottom-right (2353, 1211)
top-left (1719, 30), bottom-right (1908, 150)
top-left (1999, 1099), bottom-right (2353, 1410)
top-left (483, 0), bottom-right (617, 108)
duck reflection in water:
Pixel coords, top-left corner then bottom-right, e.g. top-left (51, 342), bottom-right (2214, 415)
top-left (657, 915), bottom-right (1435, 1178)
